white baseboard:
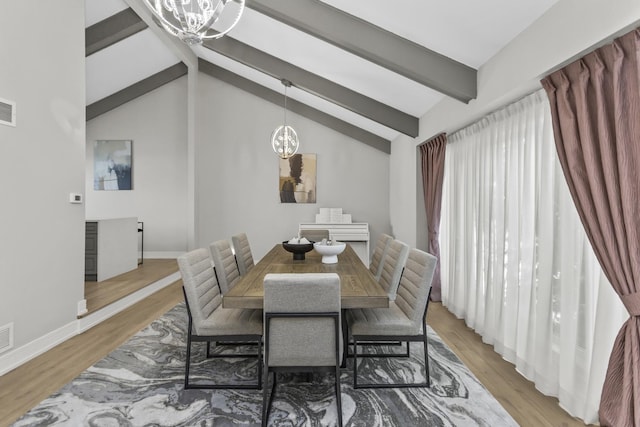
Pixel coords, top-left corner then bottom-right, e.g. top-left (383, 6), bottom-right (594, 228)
top-left (0, 271), bottom-right (181, 377)
top-left (77, 271), bottom-right (180, 333)
top-left (0, 321), bottom-right (77, 377)
top-left (142, 251), bottom-right (185, 259)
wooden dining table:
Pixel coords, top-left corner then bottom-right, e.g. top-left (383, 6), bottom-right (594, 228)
top-left (222, 243), bottom-right (388, 310)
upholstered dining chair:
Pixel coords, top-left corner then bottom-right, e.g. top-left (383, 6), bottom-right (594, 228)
top-left (261, 273), bottom-right (343, 427)
top-left (378, 239), bottom-right (410, 301)
top-left (209, 239), bottom-right (241, 294)
top-left (369, 233), bottom-right (393, 281)
top-left (177, 248), bottom-right (263, 389)
top-left (299, 229), bottom-right (330, 242)
top-left (347, 248), bottom-right (437, 389)
top-left (232, 233), bottom-right (255, 276)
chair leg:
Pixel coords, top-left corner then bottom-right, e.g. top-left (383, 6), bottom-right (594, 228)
top-left (262, 371), bottom-right (277, 427)
top-left (335, 365), bottom-right (343, 427)
top-left (261, 371), bottom-right (270, 427)
top-left (353, 336), bottom-right (430, 389)
top-left (184, 332), bottom-right (193, 389)
top-left (353, 337), bottom-right (359, 389)
top-left (257, 338), bottom-right (263, 390)
top-left (423, 333), bottom-right (430, 388)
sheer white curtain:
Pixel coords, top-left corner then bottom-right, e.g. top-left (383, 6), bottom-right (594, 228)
top-left (439, 90), bottom-right (627, 423)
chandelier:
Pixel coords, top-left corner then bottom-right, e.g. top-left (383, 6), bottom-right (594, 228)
top-left (271, 79), bottom-right (300, 159)
top-left (144, 0), bottom-right (245, 46)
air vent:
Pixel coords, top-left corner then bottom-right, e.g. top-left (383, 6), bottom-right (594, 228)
top-left (0, 98), bottom-right (16, 127)
top-left (0, 323), bottom-right (14, 354)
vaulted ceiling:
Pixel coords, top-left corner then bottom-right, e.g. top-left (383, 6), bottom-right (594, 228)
top-left (85, 0), bottom-right (558, 152)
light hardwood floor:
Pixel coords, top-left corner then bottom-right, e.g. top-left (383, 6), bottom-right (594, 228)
top-left (0, 261), bottom-right (590, 426)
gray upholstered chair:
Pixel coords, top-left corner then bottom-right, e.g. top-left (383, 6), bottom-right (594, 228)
top-left (369, 233), bottom-right (393, 281)
top-left (299, 229), bottom-right (330, 242)
top-left (262, 273), bottom-right (343, 427)
top-left (209, 239), bottom-right (241, 294)
top-left (232, 233), bottom-right (255, 276)
top-left (177, 248), bottom-right (263, 389)
top-left (378, 239), bottom-right (410, 300)
top-left (347, 248), bottom-right (437, 389)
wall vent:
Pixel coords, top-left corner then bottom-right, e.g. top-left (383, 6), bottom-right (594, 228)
top-left (0, 98), bottom-right (16, 127)
top-left (0, 323), bottom-right (14, 354)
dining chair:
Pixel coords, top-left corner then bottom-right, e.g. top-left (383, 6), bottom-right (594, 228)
top-left (378, 239), bottom-right (409, 301)
top-left (177, 248), bottom-right (263, 389)
top-left (262, 273), bottom-right (343, 427)
top-left (232, 232), bottom-right (255, 276)
top-left (347, 248), bottom-right (437, 389)
top-left (299, 229), bottom-right (330, 242)
top-left (369, 233), bottom-right (393, 281)
top-left (209, 239), bottom-right (241, 294)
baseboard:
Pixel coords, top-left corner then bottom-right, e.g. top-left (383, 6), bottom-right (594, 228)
top-left (77, 271), bottom-right (180, 333)
top-left (142, 251), bottom-right (185, 259)
top-left (0, 321), bottom-right (77, 377)
top-left (0, 271), bottom-right (181, 377)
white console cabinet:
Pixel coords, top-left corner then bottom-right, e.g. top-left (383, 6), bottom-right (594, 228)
top-left (299, 223), bottom-right (370, 265)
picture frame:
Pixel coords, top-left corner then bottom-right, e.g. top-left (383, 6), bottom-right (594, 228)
top-left (279, 153), bottom-right (317, 203)
top-left (93, 140), bottom-right (133, 191)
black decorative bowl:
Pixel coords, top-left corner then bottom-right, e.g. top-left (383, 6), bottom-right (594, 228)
top-left (282, 241), bottom-right (315, 260)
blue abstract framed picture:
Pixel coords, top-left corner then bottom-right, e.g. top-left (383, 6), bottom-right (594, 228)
top-left (93, 140), bottom-right (133, 190)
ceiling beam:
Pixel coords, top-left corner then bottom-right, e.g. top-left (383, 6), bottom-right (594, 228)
top-left (246, 0), bottom-right (477, 103)
top-left (123, 0), bottom-right (199, 68)
top-left (198, 59), bottom-right (391, 153)
top-left (85, 8), bottom-right (148, 56)
top-left (87, 63), bottom-right (188, 121)
top-left (203, 37), bottom-right (418, 137)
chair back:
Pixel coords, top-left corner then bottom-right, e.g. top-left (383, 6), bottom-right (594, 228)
top-left (263, 273), bottom-right (341, 367)
top-left (369, 233), bottom-right (393, 281)
top-left (232, 233), bottom-right (254, 276)
top-left (395, 248), bottom-right (437, 333)
top-left (209, 239), bottom-right (240, 294)
top-left (177, 248), bottom-right (222, 334)
top-left (378, 239), bottom-right (409, 300)
top-left (299, 229), bottom-right (330, 242)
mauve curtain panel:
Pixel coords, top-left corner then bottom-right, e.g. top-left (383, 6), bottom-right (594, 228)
top-left (541, 28), bottom-right (640, 426)
top-left (420, 133), bottom-right (447, 301)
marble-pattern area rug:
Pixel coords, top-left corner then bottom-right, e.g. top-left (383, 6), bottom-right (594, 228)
top-left (13, 303), bottom-right (517, 426)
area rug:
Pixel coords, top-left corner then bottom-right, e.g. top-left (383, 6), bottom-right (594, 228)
top-left (13, 303), bottom-right (517, 426)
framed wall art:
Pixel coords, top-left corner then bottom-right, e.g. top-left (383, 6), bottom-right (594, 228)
top-left (93, 140), bottom-right (133, 191)
top-left (279, 153), bottom-right (316, 203)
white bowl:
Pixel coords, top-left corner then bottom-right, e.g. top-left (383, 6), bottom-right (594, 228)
top-left (313, 241), bottom-right (346, 264)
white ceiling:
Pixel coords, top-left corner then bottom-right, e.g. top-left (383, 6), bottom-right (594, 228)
top-left (85, 0), bottom-right (559, 142)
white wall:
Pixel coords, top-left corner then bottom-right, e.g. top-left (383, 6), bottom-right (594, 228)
top-left (0, 1), bottom-right (85, 351)
top-left (390, 0), bottom-right (640, 245)
top-left (86, 78), bottom-right (189, 257)
top-left (196, 74), bottom-right (391, 260)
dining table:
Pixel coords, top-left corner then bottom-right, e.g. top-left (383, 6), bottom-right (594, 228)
top-left (223, 242), bottom-right (389, 367)
top-left (222, 242), bottom-right (389, 310)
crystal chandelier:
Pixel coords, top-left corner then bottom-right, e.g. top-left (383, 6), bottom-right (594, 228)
top-left (144, 0), bottom-right (245, 46)
top-left (271, 79), bottom-right (300, 159)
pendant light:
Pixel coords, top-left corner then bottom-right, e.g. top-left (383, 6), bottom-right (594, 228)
top-left (143, 0), bottom-right (245, 46)
top-left (271, 79), bottom-right (300, 159)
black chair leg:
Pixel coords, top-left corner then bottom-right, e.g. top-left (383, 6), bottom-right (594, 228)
top-left (184, 333), bottom-right (193, 389)
top-left (353, 337), bottom-right (359, 389)
top-left (262, 372), bottom-right (277, 427)
top-left (352, 336), bottom-right (430, 389)
top-left (423, 335), bottom-right (430, 387)
top-left (335, 366), bottom-right (343, 427)
top-left (261, 371), bottom-right (270, 427)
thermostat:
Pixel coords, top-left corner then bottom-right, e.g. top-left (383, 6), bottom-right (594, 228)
top-left (69, 193), bottom-right (83, 204)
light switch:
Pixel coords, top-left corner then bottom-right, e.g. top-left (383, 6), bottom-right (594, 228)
top-left (69, 193), bottom-right (83, 204)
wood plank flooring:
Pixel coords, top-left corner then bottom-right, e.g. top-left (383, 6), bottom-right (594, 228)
top-left (82, 259), bottom-right (179, 316)
top-left (427, 302), bottom-right (591, 427)
top-left (0, 260), bottom-right (591, 426)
